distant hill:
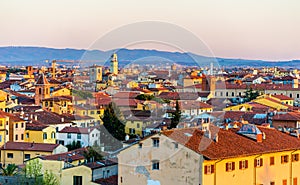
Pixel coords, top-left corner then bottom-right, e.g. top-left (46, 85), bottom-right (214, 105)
top-left (0, 46), bottom-right (299, 68)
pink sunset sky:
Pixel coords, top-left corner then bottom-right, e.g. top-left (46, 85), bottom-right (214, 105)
top-left (0, 0), bottom-right (299, 61)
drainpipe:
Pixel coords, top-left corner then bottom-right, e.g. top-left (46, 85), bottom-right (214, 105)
top-left (253, 154), bottom-right (262, 185)
top-left (214, 159), bottom-right (224, 185)
top-left (290, 150), bottom-right (297, 185)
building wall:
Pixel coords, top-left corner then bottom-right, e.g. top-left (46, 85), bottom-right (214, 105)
top-left (92, 165), bottom-right (118, 181)
top-left (203, 151), bottom-right (300, 185)
top-left (61, 165), bottom-right (93, 185)
top-left (118, 134), bottom-right (202, 185)
top-left (0, 117), bottom-right (9, 146)
top-left (0, 150), bottom-right (53, 165)
top-left (25, 126), bottom-right (56, 144)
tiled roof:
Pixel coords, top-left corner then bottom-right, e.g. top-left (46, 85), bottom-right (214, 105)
top-left (36, 74), bottom-right (50, 85)
top-left (163, 126), bottom-right (300, 160)
top-left (94, 175), bottom-right (118, 185)
top-left (84, 160), bottom-right (117, 169)
top-left (1, 141), bottom-right (60, 152)
top-left (273, 112), bottom-right (300, 121)
top-left (40, 147), bottom-right (87, 162)
top-left (59, 126), bottom-right (97, 134)
top-left (272, 94), bottom-right (294, 100)
top-left (179, 101), bottom-right (212, 109)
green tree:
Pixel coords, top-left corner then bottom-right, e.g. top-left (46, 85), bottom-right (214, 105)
top-left (0, 164), bottom-right (18, 176)
top-left (24, 159), bottom-right (43, 185)
top-left (244, 88), bottom-right (260, 102)
top-left (83, 146), bottom-right (103, 162)
top-left (43, 170), bottom-right (59, 185)
top-left (102, 102), bottom-right (126, 141)
top-left (66, 140), bottom-right (82, 151)
top-left (135, 94), bottom-right (154, 101)
top-left (170, 100), bottom-right (181, 129)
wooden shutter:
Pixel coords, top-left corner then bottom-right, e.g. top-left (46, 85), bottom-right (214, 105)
top-left (254, 159), bottom-right (257, 167)
top-left (260, 158), bottom-right (263, 166)
top-left (283, 179), bottom-right (287, 185)
top-left (226, 163), bottom-right (229, 171)
top-left (232, 162), bottom-right (235, 171)
top-left (294, 178), bottom-right (297, 185)
top-left (239, 161), bottom-right (242, 169)
top-left (270, 157), bottom-right (274, 165)
top-left (211, 165), bottom-right (215, 173)
top-left (204, 165), bottom-right (208, 174)
top-left (245, 160), bottom-right (248, 168)
top-left (281, 156), bottom-right (284, 163)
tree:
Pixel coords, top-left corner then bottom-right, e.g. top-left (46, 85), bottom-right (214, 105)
top-left (66, 140), bottom-right (82, 151)
top-left (24, 159), bottom-right (43, 185)
top-left (170, 100), bottom-right (181, 129)
top-left (102, 102), bottom-right (126, 141)
top-left (43, 170), bottom-right (59, 185)
top-left (244, 88), bottom-right (260, 102)
top-left (83, 146), bottom-right (103, 163)
top-left (0, 164), bottom-right (18, 176)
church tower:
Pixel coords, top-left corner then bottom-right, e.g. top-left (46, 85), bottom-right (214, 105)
top-left (35, 73), bottom-right (51, 105)
top-left (110, 53), bottom-right (118, 75)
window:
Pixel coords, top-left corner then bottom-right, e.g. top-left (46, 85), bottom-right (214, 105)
top-left (270, 156), bottom-right (275, 165)
top-left (138, 143), bottom-right (143, 149)
top-left (232, 92), bottom-right (235, 97)
top-left (0, 135), bottom-right (2, 142)
top-left (73, 176), bottom-right (83, 185)
top-left (90, 111), bottom-right (95, 115)
top-left (174, 142), bottom-right (178, 149)
top-left (152, 161), bottom-right (159, 170)
top-left (7, 153), bottom-right (13, 158)
top-left (254, 158), bottom-right (263, 167)
top-left (281, 155), bottom-right (289, 164)
top-left (129, 128), bottom-right (135, 134)
top-left (239, 160), bottom-right (248, 170)
top-left (297, 94), bottom-right (300, 99)
top-left (77, 133), bottom-right (81, 140)
top-left (292, 154), bottom-right (299, 162)
top-left (67, 133), bottom-right (71, 139)
top-left (24, 154), bottom-right (31, 160)
top-left (152, 138), bottom-right (159, 147)
top-left (204, 164), bottom-right (215, 174)
top-left (26, 133), bottom-right (29, 138)
top-left (283, 179), bottom-right (287, 185)
top-left (294, 178), bottom-right (297, 185)
top-left (270, 182), bottom-right (275, 185)
top-left (226, 92), bottom-right (229, 96)
top-left (225, 162), bottom-right (235, 171)
top-left (97, 111), bottom-right (100, 114)
top-left (21, 122), bottom-right (24, 128)
top-left (15, 123), bottom-right (18, 128)
top-left (220, 92), bottom-right (223, 96)
top-left (21, 134), bottom-right (24, 140)
top-left (15, 135), bottom-right (18, 141)
top-left (0, 120), bottom-right (3, 127)
top-left (43, 133), bottom-right (47, 139)
top-left (51, 132), bottom-right (55, 139)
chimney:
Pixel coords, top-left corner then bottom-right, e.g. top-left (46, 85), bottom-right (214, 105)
top-left (214, 133), bottom-right (219, 142)
top-left (262, 132), bottom-right (266, 140)
top-left (256, 133), bottom-right (263, 142)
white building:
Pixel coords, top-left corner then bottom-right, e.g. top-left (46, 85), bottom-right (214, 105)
top-left (57, 126), bottom-right (101, 147)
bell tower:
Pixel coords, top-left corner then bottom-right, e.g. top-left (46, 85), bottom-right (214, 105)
top-left (35, 73), bottom-right (51, 105)
top-left (110, 53), bottom-right (118, 75)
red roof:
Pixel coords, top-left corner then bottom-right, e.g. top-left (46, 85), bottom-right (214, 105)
top-left (40, 147), bottom-right (87, 161)
top-left (1, 141), bottom-right (60, 152)
top-left (59, 126), bottom-right (97, 134)
top-left (272, 94), bottom-right (294, 100)
top-left (163, 126), bottom-right (300, 160)
top-left (273, 112), bottom-right (300, 121)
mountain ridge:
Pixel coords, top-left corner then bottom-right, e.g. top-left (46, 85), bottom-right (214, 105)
top-left (0, 46), bottom-right (298, 68)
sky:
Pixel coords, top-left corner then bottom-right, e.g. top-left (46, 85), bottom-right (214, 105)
top-left (0, 0), bottom-right (299, 61)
